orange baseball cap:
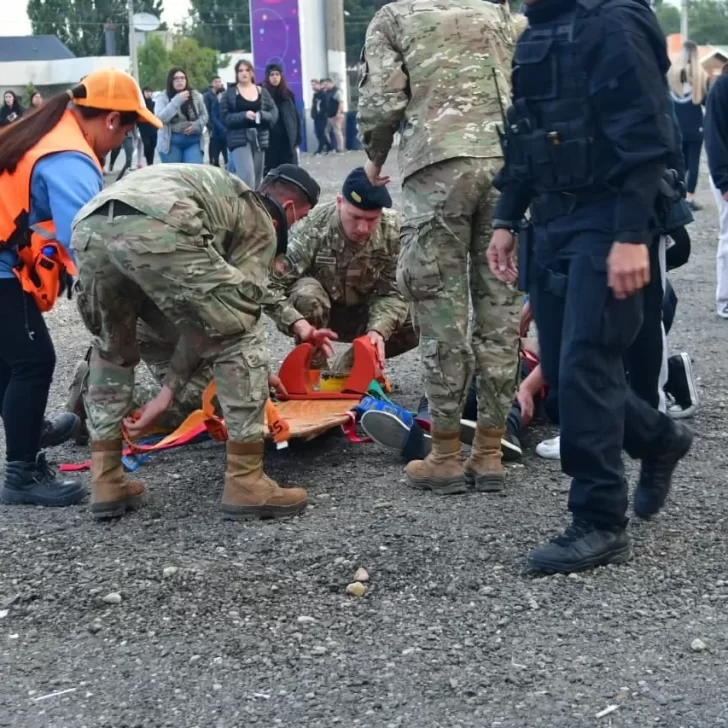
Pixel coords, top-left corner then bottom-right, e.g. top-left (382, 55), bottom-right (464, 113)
top-left (74, 68), bottom-right (162, 128)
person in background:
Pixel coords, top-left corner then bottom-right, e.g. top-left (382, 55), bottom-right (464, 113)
top-left (323, 78), bottom-right (344, 152)
top-left (208, 87), bottom-right (228, 168)
top-left (203, 75), bottom-right (224, 164)
top-left (154, 67), bottom-right (208, 164)
top-left (30, 92), bottom-right (43, 110)
top-left (263, 63), bottom-right (301, 172)
top-left (668, 41), bottom-right (709, 212)
top-left (0, 68), bottom-right (161, 508)
top-left (220, 59), bottom-right (278, 189)
top-left (311, 79), bottom-right (330, 154)
top-left (0, 91), bottom-right (24, 127)
top-left (705, 62), bottom-right (728, 319)
top-left (137, 87), bottom-right (158, 167)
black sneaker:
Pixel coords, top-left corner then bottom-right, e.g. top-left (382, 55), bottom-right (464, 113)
top-left (40, 413), bottom-right (81, 449)
top-left (688, 200), bottom-right (703, 212)
top-left (664, 353), bottom-right (698, 420)
top-left (634, 422), bottom-right (693, 520)
top-left (527, 520), bottom-right (632, 574)
top-left (1, 453), bottom-right (86, 507)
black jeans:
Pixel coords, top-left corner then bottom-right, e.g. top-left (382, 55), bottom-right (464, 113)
top-left (0, 278), bottom-right (56, 462)
top-left (141, 134), bottom-right (156, 166)
top-left (682, 139), bottom-right (703, 195)
top-left (208, 137), bottom-right (228, 167)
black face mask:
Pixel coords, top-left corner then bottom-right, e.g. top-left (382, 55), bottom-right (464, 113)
top-left (262, 194), bottom-right (290, 255)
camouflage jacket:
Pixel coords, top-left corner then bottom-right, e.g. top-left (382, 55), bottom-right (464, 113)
top-left (73, 164), bottom-right (277, 309)
top-left (357, 0), bottom-right (516, 181)
top-left (264, 201), bottom-right (408, 340)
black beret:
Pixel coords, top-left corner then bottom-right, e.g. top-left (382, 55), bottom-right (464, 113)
top-left (266, 62), bottom-right (283, 75)
top-left (264, 164), bottom-right (320, 206)
top-left (341, 167), bottom-right (392, 210)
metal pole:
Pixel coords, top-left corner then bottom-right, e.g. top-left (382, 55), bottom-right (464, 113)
top-left (681, 0), bottom-right (689, 41)
top-left (128, 0), bottom-right (139, 81)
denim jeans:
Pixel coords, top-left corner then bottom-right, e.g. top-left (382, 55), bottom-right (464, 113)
top-left (159, 133), bottom-right (203, 164)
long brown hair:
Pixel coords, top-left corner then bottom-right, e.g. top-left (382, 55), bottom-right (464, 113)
top-left (235, 59), bottom-right (255, 84)
top-left (0, 84), bottom-right (137, 175)
top-left (264, 66), bottom-right (294, 100)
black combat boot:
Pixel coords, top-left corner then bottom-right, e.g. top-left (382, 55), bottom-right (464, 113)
top-left (40, 413), bottom-right (81, 448)
top-left (634, 421), bottom-right (693, 520)
top-left (527, 519), bottom-right (632, 574)
top-left (1, 453), bottom-right (86, 507)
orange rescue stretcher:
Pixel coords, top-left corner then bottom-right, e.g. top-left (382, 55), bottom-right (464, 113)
top-left (61, 336), bottom-right (388, 473)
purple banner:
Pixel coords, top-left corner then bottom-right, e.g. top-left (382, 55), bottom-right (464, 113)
top-left (249, 0), bottom-right (303, 105)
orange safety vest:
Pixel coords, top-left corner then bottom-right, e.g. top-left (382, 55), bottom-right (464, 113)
top-left (0, 110), bottom-right (103, 312)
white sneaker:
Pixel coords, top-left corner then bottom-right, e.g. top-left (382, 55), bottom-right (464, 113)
top-left (718, 303), bottom-right (728, 319)
top-left (536, 435), bottom-right (561, 460)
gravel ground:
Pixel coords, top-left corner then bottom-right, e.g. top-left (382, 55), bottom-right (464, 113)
top-left (2, 152), bottom-right (728, 728)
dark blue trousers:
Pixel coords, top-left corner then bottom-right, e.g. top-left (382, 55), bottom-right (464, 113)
top-left (529, 201), bottom-right (672, 527)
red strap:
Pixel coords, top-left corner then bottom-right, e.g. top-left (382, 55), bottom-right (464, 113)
top-left (341, 413), bottom-right (372, 443)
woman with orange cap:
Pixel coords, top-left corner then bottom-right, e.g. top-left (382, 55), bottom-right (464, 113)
top-left (0, 68), bottom-right (161, 508)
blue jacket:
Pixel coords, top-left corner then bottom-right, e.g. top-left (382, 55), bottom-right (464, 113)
top-left (210, 96), bottom-right (227, 142)
top-left (0, 152), bottom-right (103, 279)
top-left (705, 73), bottom-right (728, 194)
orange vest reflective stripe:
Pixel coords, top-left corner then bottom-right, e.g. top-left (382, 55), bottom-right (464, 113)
top-left (0, 110), bottom-right (103, 312)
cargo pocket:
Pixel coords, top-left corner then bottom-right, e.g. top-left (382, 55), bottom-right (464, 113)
top-left (241, 348), bottom-right (269, 402)
top-left (195, 283), bottom-right (260, 339)
top-left (396, 216), bottom-right (443, 302)
top-left (75, 288), bottom-right (102, 338)
top-left (590, 256), bottom-right (644, 350)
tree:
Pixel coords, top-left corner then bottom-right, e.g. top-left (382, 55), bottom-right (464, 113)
top-left (655, 2), bottom-right (681, 35)
top-left (344, 0), bottom-right (377, 66)
top-left (187, 0), bottom-right (251, 54)
top-left (138, 34), bottom-right (169, 90)
top-left (27, 0), bottom-right (164, 58)
top-left (689, 0), bottom-right (728, 44)
top-left (138, 35), bottom-right (225, 92)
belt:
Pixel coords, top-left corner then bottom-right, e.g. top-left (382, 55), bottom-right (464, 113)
top-left (530, 190), bottom-right (616, 225)
top-left (91, 200), bottom-right (145, 219)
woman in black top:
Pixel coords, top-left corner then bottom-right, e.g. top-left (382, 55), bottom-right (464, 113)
top-left (263, 63), bottom-right (301, 172)
top-left (668, 42), bottom-right (709, 211)
top-left (219, 59), bottom-right (278, 188)
top-left (0, 91), bottom-right (24, 127)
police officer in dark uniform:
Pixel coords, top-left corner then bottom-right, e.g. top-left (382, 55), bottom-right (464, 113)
top-left (487, 0), bottom-right (693, 573)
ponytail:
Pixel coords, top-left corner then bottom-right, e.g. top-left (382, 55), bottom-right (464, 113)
top-left (0, 84), bottom-right (136, 175)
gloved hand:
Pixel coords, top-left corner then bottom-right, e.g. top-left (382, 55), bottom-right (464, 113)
top-left (59, 270), bottom-right (74, 300)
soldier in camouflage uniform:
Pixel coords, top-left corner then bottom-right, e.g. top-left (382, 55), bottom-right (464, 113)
top-left (71, 163), bottom-right (324, 521)
top-left (265, 166), bottom-right (417, 368)
top-left (357, 0), bottom-right (523, 495)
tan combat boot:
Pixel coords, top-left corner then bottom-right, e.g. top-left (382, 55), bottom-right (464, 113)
top-left (405, 430), bottom-right (467, 494)
top-left (90, 440), bottom-right (147, 519)
top-left (464, 426), bottom-right (506, 492)
top-left (221, 441), bottom-right (308, 520)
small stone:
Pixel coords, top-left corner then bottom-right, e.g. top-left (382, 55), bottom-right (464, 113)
top-left (346, 582), bottom-right (367, 597)
top-left (102, 592), bottom-right (122, 605)
top-left (88, 622), bottom-right (102, 634)
top-left (189, 655), bottom-right (201, 664)
top-left (568, 573), bottom-right (579, 579)
top-left (213, 683), bottom-right (222, 691)
top-left (0, 610), bottom-right (8, 620)
top-left (334, 557), bottom-right (346, 565)
top-left (297, 616), bottom-right (316, 624)
top-left (163, 566), bottom-right (178, 578)
top-left (171, 473), bottom-right (181, 480)
top-left (355, 568), bottom-right (370, 583)
top-left (691, 638), bottom-right (707, 652)
top-left (311, 645), bottom-right (328, 655)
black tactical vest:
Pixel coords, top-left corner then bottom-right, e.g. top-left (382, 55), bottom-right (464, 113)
top-left (506, 0), bottom-right (624, 195)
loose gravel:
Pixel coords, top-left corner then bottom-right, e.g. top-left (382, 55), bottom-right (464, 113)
top-left (1, 152), bottom-right (727, 727)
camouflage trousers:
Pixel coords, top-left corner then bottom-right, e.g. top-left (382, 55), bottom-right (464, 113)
top-left (398, 157), bottom-right (521, 432)
top-left (73, 210), bottom-right (269, 443)
top-left (131, 321), bottom-right (214, 431)
top-left (288, 276), bottom-right (418, 365)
